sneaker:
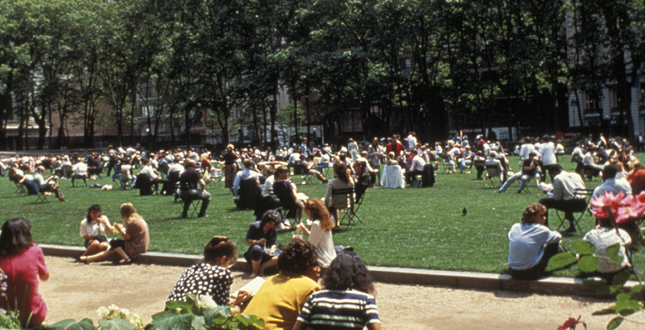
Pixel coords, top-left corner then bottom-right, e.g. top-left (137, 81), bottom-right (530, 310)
top-left (59, 198), bottom-right (68, 202)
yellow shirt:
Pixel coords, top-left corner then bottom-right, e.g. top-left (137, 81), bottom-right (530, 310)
top-left (244, 272), bottom-right (320, 330)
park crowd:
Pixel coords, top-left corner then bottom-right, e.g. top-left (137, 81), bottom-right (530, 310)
top-left (2, 131), bottom-right (645, 329)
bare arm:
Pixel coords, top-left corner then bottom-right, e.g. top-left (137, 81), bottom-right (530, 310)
top-left (367, 323), bottom-right (382, 330)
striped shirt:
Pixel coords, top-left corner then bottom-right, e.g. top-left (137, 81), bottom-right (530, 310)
top-left (297, 289), bottom-right (380, 329)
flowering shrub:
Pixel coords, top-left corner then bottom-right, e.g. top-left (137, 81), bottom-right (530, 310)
top-left (589, 191), bottom-right (645, 224)
top-left (0, 271), bottom-right (21, 329)
top-left (97, 304), bottom-right (145, 330)
top-left (547, 191), bottom-right (645, 329)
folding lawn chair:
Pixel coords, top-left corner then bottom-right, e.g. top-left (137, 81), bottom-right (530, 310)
top-left (555, 188), bottom-right (594, 232)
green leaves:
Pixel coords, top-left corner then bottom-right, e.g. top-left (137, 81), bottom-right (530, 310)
top-left (45, 318), bottom-right (96, 330)
top-left (572, 240), bottom-right (597, 255)
top-left (97, 318), bottom-right (136, 330)
top-left (546, 252), bottom-right (577, 271)
top-left (578, 255), bottom-right (600, 273)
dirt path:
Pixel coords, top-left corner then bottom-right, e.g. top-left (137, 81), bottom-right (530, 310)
top-left (39, 256), bottom-right (645, 329)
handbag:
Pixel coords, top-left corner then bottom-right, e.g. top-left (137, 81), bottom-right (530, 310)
top-left (203, 169), bottom-right (212, 184)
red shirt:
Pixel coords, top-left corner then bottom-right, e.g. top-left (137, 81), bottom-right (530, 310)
top-left (0, 245), bottom-right (48, 326)
top-left (387, 141), bottom-right (404, 157)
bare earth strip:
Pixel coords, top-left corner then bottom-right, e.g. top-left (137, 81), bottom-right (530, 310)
top-left (40, 256), bottom-right (645, 330)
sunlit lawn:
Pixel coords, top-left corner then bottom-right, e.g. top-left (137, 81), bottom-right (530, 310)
top-left (4, 155), bottom-right (643, 275)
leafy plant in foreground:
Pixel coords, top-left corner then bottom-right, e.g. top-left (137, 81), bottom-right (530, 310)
top-left (548, 191), bottom-right (645, 329)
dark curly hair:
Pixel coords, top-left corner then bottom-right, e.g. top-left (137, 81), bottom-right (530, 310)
top-left (260, 210), bottom-right (281, 229)
top-left (203, 236), bottom-right (237, 266)
top-left (277, 238), bottom-right (316, 274)
top-left (0, 218), bottom-right (35, 257)
top-left (323, 250), bottom-right (374, 294)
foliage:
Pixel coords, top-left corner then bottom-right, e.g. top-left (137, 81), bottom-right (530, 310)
top-left (151, 294), bottom-right (264, 330)
top-left (547, 237), bottom-right (644, 329)
top-left (97, 305), bottom-right (145, 330)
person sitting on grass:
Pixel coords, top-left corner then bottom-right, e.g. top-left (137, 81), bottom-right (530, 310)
top-left (167, 236), bottom-right (249, 310)
top-left (507, 203), bottom-right (563, 280)
top-left (244, 238), bottom-right (321, 330)
top-left (292, 250), bottom-right (382, 330)
top-left (581, 217), bottom-right (632, 283)
top-left (297, 199), bottom-right (337, 269)
top-left (79, 204), bottom-right (113, 257)
top-left (79, 203), bottom-right (149, 265)
top-left (244, 210), bottom-right (281, 279)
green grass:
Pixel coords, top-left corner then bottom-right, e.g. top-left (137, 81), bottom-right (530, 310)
top-left (4, 156), bottom-right (643, 276)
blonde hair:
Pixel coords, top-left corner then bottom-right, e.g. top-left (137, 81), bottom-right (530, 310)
top-left (120, 203), bottom-right (141, 224)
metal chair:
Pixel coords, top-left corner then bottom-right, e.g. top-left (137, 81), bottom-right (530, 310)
top-left (331, 187), bottom-right (361, 227)
top-left (14, 182), bottom-right (27, 197)
top-left (34, 191), bottom-right (50, 203)
top-left (179, 199), bottom-right (202, 218)
top-left (485, 164), bottom-right (503, 188)
top-left (555, 188), bottom-right (594, 232)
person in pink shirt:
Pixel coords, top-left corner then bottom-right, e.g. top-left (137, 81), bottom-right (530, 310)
top-left (0, 218), bottom-right (50, 327)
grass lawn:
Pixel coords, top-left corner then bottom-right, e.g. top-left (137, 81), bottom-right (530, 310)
top-left (4, 156), bottom-right (644, 276)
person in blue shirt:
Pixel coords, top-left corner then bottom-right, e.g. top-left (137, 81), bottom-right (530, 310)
top-left (508, 203), bottom-right (562, 280)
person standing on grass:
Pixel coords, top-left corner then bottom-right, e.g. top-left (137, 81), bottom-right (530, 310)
top-left (508, 203), bottom-right (563, 280)
top-left (0, 218), bottom-right (50, 327)
top-left (79, 203), bottom-right (149, 264)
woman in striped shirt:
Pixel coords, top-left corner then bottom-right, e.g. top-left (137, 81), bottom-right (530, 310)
top-left (292, 250), bottom-right (381, 330)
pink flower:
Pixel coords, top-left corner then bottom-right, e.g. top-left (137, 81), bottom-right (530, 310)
top-left (589, 191), bottom-right (645, 224)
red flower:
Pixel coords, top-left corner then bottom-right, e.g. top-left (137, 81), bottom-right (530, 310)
top-left (558, 315), bottom-right (585, 330)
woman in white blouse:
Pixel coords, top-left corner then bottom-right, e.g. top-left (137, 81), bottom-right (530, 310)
top-left (297, 198), bottom-right (337, 268)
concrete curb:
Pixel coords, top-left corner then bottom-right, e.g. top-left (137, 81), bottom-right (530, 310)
top-left (41, 244), bottom-right (633, 297)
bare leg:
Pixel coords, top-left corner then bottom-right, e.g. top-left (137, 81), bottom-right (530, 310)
top-left (259, 257), bottom-right (278, 276)
top-left (113, 247), bottom-right (130, 263)
top-left (82, 241), bottom-right (108, 257)
top-left (82, 249), bottom-right (116, 263)
top-left (316, 172), bottom-right (326, 182)
top-left (250, 259), bottom-right (261, 279)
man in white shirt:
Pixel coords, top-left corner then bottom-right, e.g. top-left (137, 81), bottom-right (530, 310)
top-left (405, 149), bottom-right (426, 184)
top-left (71, 158), bottom-right (88, 187)
top-left (459, 146), bottom-right (473, 174)
top-left (233, 159), bottom-right (262, 196)
top-left (33, 166), bottom-right (67, 201)
top-left (540, 135), bottom-right (558, 182)
top-left (539, 164), bottom-right (586, 232)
